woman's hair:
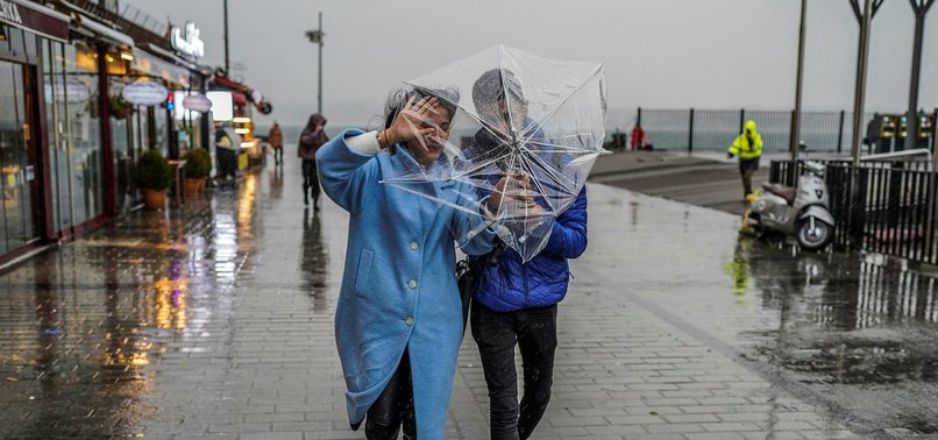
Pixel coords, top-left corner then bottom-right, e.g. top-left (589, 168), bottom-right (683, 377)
top-left (383, 86), bottom-right (460, 130)
top-left (382, 86), bottom-right (460, 154)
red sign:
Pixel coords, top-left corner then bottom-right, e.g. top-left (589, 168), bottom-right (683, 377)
top-left (0, 0), bottom-right (69, 42)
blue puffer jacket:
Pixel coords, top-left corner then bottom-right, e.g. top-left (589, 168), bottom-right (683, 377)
top-left (470, 187), bottom-right (588, 312)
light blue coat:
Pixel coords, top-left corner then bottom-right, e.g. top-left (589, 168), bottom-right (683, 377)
top-left (317, 128), bottom-right (496, 439)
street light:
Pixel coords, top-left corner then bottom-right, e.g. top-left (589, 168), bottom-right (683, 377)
top-left (306, 12), bottom-right (324, 114)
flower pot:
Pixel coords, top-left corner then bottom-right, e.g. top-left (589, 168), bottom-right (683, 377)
top-left (184, 177), bottom-right (202, 195)
top-left (199, 177), bottom-right (207, 192)
top-left (142, 189), bottom-right (166, 210)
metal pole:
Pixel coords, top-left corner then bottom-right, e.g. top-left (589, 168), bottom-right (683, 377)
top-left (791, 0), bottom-right (808, 185)
top-left (318, 12), bottom-right (323, 114)
top-left (688, 108), bottom-right (694, 153)
top-left (850, 0), bottom-right (874, 165)
top-left (906, 1), bottom-right (935, 150)
top-left (837, 110), bottom-right (846, 154)
top-left (933, 108), bottom-right (938, 169)
top-left (223, 0), bottom-right (230, 73)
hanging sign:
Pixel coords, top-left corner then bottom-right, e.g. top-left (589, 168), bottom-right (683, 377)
top-left (171, 22), bottom-right (205, 59)
top-left (44, 77), bottom-right (91, 103)
top-left (182, 93), bottom-right (212, 113)
top-left (122, 80), bottom-right (168, 106)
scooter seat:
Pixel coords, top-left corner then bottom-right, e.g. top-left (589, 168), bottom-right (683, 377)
top-left (761, 182), bottom-right (796, 204)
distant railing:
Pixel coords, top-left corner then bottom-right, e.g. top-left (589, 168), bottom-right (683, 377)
top-left (636, 108), bottom-right (937, 153)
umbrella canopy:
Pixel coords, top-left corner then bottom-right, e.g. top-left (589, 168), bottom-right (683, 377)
top-left (381, 45), bottom-right (608, 262)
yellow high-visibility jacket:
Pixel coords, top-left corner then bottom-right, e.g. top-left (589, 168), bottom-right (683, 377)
top-left (729, 120), bottom-right (764, 159)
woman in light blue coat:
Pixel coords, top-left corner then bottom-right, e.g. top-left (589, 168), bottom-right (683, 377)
top-left (316, 90), bottom-right (497, 439)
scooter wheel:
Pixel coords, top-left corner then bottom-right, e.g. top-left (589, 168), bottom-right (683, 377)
top-left (796, 218), bottom-right (833, 251)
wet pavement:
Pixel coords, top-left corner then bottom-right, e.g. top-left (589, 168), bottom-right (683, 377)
top-left (1, 156), bottom-right (936, 439)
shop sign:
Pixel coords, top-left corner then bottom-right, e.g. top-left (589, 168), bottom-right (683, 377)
top-left (122, 80), bottom-right (168, 106)
top-left (182, 93), bottom-right (212, 113)
top-left (0, 0), bottom-right (21, 25)
top-left (0, 0), bottom-right (69, 42)
top-left (171, 22), bottom-right (205, 59)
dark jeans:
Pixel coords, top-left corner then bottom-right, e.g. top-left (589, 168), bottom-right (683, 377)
top-left (273, 147), bottom-right (283, 165)
top-left (216, 147), bottom-right (238, 181)
top-left (739, 157), bottom-right (760, 197)
top-left (364, 350), bottom-right (416, 440)
top-left (471, 302), bottom-right (558, 440)
top-left (302, 159), bottom-right (321, 205)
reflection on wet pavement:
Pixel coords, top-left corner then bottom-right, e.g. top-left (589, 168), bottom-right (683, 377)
top-left (0, 159), bottom-right (343, 439)
top-left (2, 158), bottom-right (937, 438)
top-left (584, 183), bottom-right (938, 437)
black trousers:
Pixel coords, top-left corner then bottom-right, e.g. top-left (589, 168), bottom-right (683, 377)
top-left (302, 159), bottom-right (321, 205)
top-left (273, 147), bottom-right (283, 165)
top-left (471, 302), bottom-right (558, 440)
top-left (364, 349), bottom-right (416, 439)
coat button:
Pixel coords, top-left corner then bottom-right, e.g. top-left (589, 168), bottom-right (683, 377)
top-left (408, 279), bottom-right (417, 289)
top-left (404, 317), bottom-right (414, 326)
top-left (410, 241), bottom-right (418, 251)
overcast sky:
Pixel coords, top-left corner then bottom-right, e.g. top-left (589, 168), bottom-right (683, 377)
top-left (126, 0), bottom-right (938, 128)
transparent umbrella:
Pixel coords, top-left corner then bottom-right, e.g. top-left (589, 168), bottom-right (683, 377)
top-left (381, 45), bottom-right (608, 262)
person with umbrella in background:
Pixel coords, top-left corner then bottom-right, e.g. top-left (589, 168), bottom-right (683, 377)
top-left (298, 114), bottom-right (329, 210)
top-left (728, 119), bottom-right (763, 200)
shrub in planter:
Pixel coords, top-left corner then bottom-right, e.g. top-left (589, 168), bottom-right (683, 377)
top-left (182, 148), bottom-right (212, 194)
top-left (135, 149), bottom-right (174, 210)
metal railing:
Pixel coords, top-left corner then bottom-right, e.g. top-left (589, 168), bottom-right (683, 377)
top-left (639, 108), bottom-right (889, 153)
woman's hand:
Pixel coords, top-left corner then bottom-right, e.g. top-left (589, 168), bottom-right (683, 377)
top-left (379, 96), bottom-right (439, 149)
top-left (487, 174), bottom-right (533, 212)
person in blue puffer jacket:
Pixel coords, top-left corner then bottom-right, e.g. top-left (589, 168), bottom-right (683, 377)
top-left (467, 68), bottom-right (589, 440)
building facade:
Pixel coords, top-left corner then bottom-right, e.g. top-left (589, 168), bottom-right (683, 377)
top-left (0, 0), bottom-right (209, 266)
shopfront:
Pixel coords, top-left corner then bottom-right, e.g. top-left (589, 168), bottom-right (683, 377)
top-left (0, 0), bottom-right (210, 266)
top-left (0, 0), bottom-right (69, 261)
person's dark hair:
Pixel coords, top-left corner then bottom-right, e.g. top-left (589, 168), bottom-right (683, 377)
top-left (472, 68), bottom-right (525, 113)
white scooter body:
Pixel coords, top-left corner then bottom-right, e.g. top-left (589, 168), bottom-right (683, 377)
top-left (749, 161), bottom-right (835, 250)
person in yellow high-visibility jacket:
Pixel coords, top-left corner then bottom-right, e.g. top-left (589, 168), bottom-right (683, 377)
top-left (727, 119), bottom-right (763, 199)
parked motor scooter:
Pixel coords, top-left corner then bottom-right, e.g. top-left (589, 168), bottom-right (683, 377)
top-left (745, 160), bottom-right (835, 250)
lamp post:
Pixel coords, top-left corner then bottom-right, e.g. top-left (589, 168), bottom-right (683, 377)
top-left (223, 0), bottom-right (230, 74)
top-left (306, 13), bottom-right (325, 114)
top-left (790, 0), bottom-right (808, 184)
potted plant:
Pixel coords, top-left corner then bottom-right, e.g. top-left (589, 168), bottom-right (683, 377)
top-left (182, 148), bottom-right (212, 194)
top-left (134, 149), bottom-right (174, 210)
top-left (110, 94), bottom-right (132, 120)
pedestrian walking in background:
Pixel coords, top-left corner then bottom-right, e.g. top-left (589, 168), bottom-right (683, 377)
top-left (316, 90), bottom-right (496, 439)
top-left (468, 68), bottom-right (590, 440)
top-left (630, 122), bottom-right (647, 150)
top-left (727, 119), bottom-right (763, 200)
top-left (215, 123), bottom-right (241, 187)
top-left (268, 120), bottom-right (284, 166)
top-left (298, 114), bottom-right (329, 210)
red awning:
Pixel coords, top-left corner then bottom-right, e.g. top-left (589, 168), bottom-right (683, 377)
top-left (231, 91), bottom-right (247, 107)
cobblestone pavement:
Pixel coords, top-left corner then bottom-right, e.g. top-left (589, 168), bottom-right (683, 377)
top-left (1, 157), bottom-right (935, 439)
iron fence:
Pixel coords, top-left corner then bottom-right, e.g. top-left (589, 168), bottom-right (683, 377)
top-left (639, 108), bottom-right (883, 153)
top-left (769, 160), bottom-right (938, 265)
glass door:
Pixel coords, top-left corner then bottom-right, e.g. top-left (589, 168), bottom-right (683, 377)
top-left (0, 60), bottom-right (42, 253)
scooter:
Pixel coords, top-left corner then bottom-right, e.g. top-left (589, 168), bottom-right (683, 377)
top-left (745, 160), bottom-right (835, 251)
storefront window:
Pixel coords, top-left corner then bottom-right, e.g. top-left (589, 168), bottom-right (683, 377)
top-left (43, 40), bottom-right (104, 233)
top-left (109, 78), bottom-right (136, 212)
top-left (44, 41), bottom-right (71, 232)
top-left (0, 60), bottom-right (35, 253)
